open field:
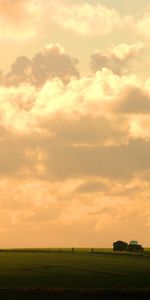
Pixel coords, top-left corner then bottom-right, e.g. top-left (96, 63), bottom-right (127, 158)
top-left (0, 248), bottom-right (149, 288)
top-left (0, 249), bottom-right (149, 299)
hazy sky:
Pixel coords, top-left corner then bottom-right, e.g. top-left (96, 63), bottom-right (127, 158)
top-left (0, 0), bottom-right (150, 247)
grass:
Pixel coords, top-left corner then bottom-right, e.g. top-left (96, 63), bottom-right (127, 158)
top-left (0, 249), bottom-right (149, 289)
top-left (0, 249), bottom-right (149, 299)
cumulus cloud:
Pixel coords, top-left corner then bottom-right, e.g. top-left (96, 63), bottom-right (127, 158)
top-left (4, 44), bottom-right (79, 86)
top-left (0, 68), bottom-right (139, 133)
top-left (1, 48), bottom-right (150, 246)
top-left (0, 68), bottom-right (150, 182)
top-left (1, 0), bottom-right (150, 248)
top-left (91, 42), bottom-right (143, 75)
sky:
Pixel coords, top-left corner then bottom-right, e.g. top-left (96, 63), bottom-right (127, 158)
top-left (0, 0), bottom-right (150, 248)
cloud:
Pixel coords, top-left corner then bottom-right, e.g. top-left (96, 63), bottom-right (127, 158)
top-left (114, 86), bottom-right (150, 114)
top-left (42, 138), bottom-right (150, 181)
top-left (0, 116), bottom-right (129, 179)
top-left (0, 89), bottom-right (150, 182)
top-left (0, 0), bottom-right (147, 42)
top-left (47, 1), bottom-right (121, 36)
top-left (130, 116), bottom-right (150, 140)
top-left (0, 66), bottom-right (148, 138)
top-left (0, 53), bottom-right (150, 246)
top-left (91, 42), bottom-right (143, 75)
top-left (0, 176), bottom-right (150, 247)
top-left (4, 44), bottom-right (79, 86)
top-left (0, 0), bottom-right (122, 40)
top-left (136, 7), bottom-right (150, 37)
top-left (0, 68), bottom-right (139, 133)
top-left (0, 0), bottom-right (149, 42)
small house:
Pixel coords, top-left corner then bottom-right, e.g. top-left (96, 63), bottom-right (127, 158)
top-left (113, 240), bottom-right (128, 251)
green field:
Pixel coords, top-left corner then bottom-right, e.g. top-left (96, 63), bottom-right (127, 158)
top-left (0, 249), bottom-right (149, 299)
top-left (0, 249), bottom-right (149, 288)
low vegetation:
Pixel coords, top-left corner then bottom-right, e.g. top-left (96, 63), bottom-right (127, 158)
top-left (0, 249), bottom-right (149, 298)
top-left (0, 249), bottom-right (149, 288)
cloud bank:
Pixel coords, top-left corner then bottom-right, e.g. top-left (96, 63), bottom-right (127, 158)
top-left (0, 42), bottom-right (150, 247)
top-left (1, 0), bottom-right (150, 42)
top-left (48, 1), bottom-right (121, 36)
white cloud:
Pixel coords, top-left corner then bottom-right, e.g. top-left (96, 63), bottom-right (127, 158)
top-left (47, 1), bottom-right (121, 36)
top-left (91, 42), bottom-right (143, 74)
top-left (0, 68), bottom-right (140, 133)
top-left (136, 9), bottom-right (150, 37)
top-left (0, 65), bottom-right (147, 138)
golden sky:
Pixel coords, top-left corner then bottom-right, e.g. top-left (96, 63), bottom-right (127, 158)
top-left (0, 0), bottom-right (150, 247)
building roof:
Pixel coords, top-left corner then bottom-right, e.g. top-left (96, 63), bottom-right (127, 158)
top-left (113, 240), bottom-right (127, 244)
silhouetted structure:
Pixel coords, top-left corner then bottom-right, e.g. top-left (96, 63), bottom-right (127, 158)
top-left (113, 240), bottom-right (128, 251)
top-left (113, 240), bottom-right (144, 253)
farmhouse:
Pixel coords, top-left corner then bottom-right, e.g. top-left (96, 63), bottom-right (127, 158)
top-left (113, 240), bottom-right (128, 251)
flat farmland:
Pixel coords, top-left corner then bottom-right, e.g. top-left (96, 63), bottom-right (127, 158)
top-left (0, 249), bottom-right (149, 289)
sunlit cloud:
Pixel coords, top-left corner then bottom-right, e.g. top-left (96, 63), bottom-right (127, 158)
top-left (91, 42), bottom-right (143, 75)
top-left (1, 0), bottom-right (150, 247)
top-left (0, 176), bottom-right (150, 247)
top-left (136, 7), bottom-right (150, 37)
top-left (47, 0), bottom-right (121, 36)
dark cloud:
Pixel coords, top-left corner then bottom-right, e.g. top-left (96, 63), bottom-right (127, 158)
top-left (76, 180), bottom-right (108, 194)
top-left (4, 45), bottom-right (79, 86)
top-left (90, 43), bottom-right (143, 75)
top-left (43, 114), bottom-right (129, 145)
top-left (91, 51), bottom-right (122, 75)
top-left (43, 138), bottom-right (150, 180)
top-left (0, 119), bottom-right (150, 182)
top-left (114, 87), bottom-right (150, 114)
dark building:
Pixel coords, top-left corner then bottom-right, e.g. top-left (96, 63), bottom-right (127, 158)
top-left (113, 240), bottom-right (128, 251)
